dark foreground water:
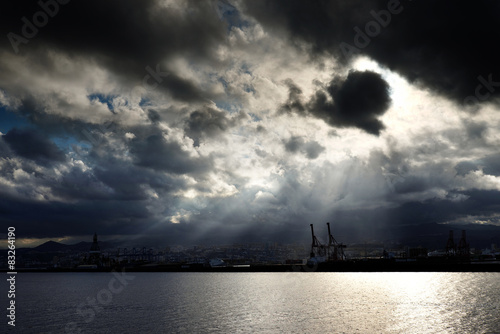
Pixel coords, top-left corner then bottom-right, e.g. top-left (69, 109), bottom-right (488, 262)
top-left (3, 272), bottom-right (500, 333)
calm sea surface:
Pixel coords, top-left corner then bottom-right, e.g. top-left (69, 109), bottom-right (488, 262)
top-left (4, 272), bottom-right (500, 333)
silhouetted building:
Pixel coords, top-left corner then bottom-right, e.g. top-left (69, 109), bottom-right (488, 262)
top-left (89, 232), bottom-right (101, 264)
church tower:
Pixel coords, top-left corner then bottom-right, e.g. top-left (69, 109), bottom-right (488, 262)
top-left (89, 232), bottom-right (101, 264)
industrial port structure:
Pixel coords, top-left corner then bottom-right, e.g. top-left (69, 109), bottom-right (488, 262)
top-left (309, 222), bottom-right (346, 263)
top-left (3, 224), bottom-right (499, 273)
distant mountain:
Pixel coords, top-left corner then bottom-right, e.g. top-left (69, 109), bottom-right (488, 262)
top-left (383, 222), bottom-right (500, 249)
top-left (33, 241), bottom-right (68, 252)
top-left (328, 220), bottom-right (500, 250)
top-left (31, 240), bottom-right (117, 253)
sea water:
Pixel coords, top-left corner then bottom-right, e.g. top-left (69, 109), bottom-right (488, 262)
top-left (4, 272), bottom-right (500, 333)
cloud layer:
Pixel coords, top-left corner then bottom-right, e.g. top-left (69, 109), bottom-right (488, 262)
top-left (1, 0), bottom-right (500, 247)
top-left (243, 0), bottom-right (500, 108)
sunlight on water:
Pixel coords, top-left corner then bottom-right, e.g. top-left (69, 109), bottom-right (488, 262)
top-left (6, 272), bottom-right (500, 333)
top-left (376, 273), bottom-right (449, 333)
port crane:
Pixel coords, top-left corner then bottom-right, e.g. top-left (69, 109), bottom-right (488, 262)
top-left (309, 222), bottom-right (346, 262)
top-left (446, 230), bottom-right (470, 258)
top-left (327, 222), bottom-right (346, 261)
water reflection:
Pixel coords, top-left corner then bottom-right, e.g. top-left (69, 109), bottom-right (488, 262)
top-left (159, 272), bottom-right (500, 333)
top-left (372, 272), bottom-right (500, 334)
top-left (10, 272), bottom-right (500, 334)
top-left (379, 273), bottom-right (445, 333)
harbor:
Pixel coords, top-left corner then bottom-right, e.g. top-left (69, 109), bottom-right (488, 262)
top-left (3, 223), bottom-right (499, 273)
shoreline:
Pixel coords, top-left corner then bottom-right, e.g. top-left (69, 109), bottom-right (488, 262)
top-left (3, 259), bottom-right (500, 273)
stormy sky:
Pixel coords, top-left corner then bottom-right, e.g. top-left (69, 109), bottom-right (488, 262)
top-left (1, 0), bottom-right (500, 247)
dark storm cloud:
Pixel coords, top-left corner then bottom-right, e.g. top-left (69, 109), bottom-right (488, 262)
top-left (50, 166), bottom-right (117, 201)
top-left (398, 190), bottom-right (500, 227)
top-left (0, 128), bottom-right (194, 242)
top-left (184, 107), bottom-right (233, 147)
top-left (244, 0), bottom-right (500, 108)
top-left (3, 127), bottom-right (66, 163)
top-left (391, 175), bottom-right (429, 195)
top-left (481, 154), bottom-right (500, 177)
top-left (93, 164), bottom-right (186, 200)
top-left (309, 70), bottom-right (391, 135)
top-left (0, 0), bottom-right (227, 102)
top-left (3, 93), bottom-right (115, 144)
top-left (0, 134), bottom-right (11, 157)
top-left (1, 0), bottom-right (222, 60)
top-left (283, 136), bottom-right (325, 160)
top-left (147, 110), bottom-right (161, 124)
top-left (159, 74), bottom-right (210, 103)
top-left (0, 195), bottom-right (153, 238)
top-left (281, 71), bottom-right (391, 135)
top-left (129, 133), bottom-right (213, 175)
top-left (48, 162), bottom-right (184, 202)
